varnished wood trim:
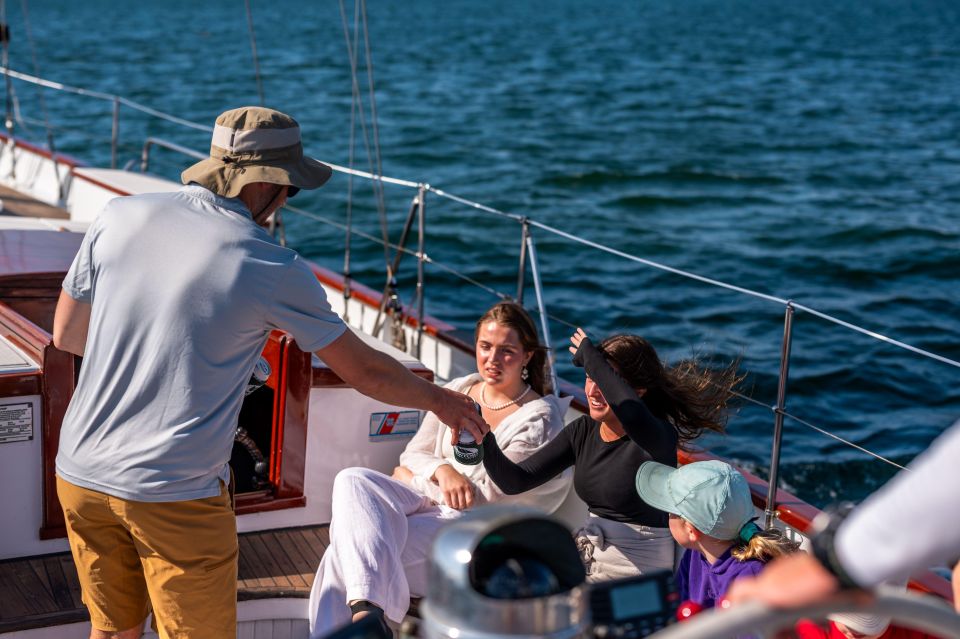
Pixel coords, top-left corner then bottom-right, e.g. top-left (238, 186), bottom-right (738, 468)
top-left (0, 372), bottom-right (42, 397)
top-left (39, 345), bottom-right (77, 539)
top-left (234, 494), bottom-right (307, 516)
top-left (0, 302), bottom-right (46, 363)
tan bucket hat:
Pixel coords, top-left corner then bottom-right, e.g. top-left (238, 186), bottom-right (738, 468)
top-left (181, 106), bottom-right (332, 198)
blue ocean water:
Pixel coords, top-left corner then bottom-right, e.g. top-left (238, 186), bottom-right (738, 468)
top-left (9, 0), bottom-right (960, 506)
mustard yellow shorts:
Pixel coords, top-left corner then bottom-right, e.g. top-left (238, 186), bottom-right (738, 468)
top-left (57, 476), bottom-right (238, 639)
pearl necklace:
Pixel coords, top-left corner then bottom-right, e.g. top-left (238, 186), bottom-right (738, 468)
top-left (480, 382), bottom-right (531, 411)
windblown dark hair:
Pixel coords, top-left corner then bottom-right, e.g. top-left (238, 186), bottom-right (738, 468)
top-left (598, 335), bottom-right (743, 447)
top-left (475, 302), bottom-right (550, 396)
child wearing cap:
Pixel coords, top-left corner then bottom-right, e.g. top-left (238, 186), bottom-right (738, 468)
top-left (636, 459), bottom-right (800, 609)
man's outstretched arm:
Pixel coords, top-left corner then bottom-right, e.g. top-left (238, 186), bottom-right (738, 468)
top-left (316, 328), bottom-right (489, 444)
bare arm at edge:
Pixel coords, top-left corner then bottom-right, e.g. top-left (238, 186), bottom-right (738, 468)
top-left (316, 328), bottom-right (489, 443)
top-left (53, 289), bottom-right (91, 356)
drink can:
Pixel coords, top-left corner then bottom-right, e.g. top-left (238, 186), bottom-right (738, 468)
top-left (453, 401), bottom-right (484, 465)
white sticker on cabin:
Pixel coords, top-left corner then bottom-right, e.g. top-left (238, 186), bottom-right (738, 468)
top-left (0, 403), bottom-right (33, 443)
top-left (369, 410), bottom-right (421, 439)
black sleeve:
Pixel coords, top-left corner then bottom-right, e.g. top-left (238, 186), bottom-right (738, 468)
top-left (481, 428), bottom-right (576, 495)
top-left (572, 336), bottom-right (677, 455)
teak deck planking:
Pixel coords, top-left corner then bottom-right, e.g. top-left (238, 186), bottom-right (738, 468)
top-left (0, 524), bottom-right (332, 633)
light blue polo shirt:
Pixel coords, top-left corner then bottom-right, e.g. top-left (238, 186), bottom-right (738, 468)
top-left (56, 185), bottom-right (346, 502)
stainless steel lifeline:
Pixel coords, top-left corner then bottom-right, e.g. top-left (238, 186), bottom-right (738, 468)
top-left (3, 66), bottom-right (958, 526)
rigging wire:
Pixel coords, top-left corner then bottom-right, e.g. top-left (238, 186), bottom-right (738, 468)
top-left (356, 0), bottom-right (401, 341)
top-left (243, 0), bottom-right (266, 106)
top-left (288, 200), bottom-right (909, 473)
top-left (727, 389), bottom-right (909, 472)
top-left (0, 61), bottom-right (933, 492)
top-left (358, 0), bottom-right (388, 248)
top-left (338, 0), bottom-right (361, 320)
top-left (0, 0), bottom-right (15, 176)
top-left (336, 0), bottom-right (390, 267)
top-left (337, 0), bottom-right (405, 340)
top-left (0, 65), bottom-right (955, 372)
top-left (0, 67), bottom-right (213, 132)
top-left (286, 202), bottom-right (507, 300)
top-left (781, 410), bottom-right (909, 472)
top-left (17, 0), bottom-right (62, 202)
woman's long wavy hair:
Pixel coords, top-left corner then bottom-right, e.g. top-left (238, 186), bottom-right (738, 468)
top-left (475, 302), bottom-right (550, 396)
top-left (598, 335), bottom-right (743, 447)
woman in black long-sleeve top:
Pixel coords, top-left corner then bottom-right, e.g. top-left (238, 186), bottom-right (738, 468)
top-left (482, 328), bottom-right (742, 581)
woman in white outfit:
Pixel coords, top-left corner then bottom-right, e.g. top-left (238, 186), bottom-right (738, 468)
top-left (308, 302), bottom-right (569, 638)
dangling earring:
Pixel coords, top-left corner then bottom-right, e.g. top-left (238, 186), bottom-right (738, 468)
top-left (522, 367), bottom-right (529, 381)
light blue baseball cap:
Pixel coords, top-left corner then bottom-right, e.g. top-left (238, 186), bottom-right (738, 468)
top-left (635, 460), bottom-right (755, 541)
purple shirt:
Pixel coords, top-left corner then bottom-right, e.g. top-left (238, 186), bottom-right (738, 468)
top-left (676, 548), bottom-right (765, 609)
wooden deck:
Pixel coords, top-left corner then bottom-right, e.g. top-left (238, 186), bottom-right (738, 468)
top-left (0, 184), bottom-right (69, 219)
top-left (0, 524), bottom-right (331, 633)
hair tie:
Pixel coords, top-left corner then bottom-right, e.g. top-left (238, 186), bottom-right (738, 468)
top-left (738, 521), bottom-right (762, 544)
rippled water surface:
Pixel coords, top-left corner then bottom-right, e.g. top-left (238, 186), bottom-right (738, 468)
top-left (11, 0), bottom-right (960, 506)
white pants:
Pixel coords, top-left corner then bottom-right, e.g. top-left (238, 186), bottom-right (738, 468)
top-left (574, 513), bottom-right (676, 582)
top-left (308, 467), bottom-right (461, 637)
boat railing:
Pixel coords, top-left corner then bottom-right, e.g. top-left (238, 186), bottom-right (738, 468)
top-left (138, 137), bottom-right (207, 173)
top-left (3, 66), bottom-right (957, 525)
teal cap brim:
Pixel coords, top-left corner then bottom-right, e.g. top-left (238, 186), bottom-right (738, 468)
top-left (635, 461), bottom-right (681, 515)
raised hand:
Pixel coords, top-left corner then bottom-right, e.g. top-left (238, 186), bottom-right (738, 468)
top-left (569, 327), bottom-right (588, 356)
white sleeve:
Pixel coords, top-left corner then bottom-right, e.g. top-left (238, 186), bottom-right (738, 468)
top-left (398, 377), bottom-right (472, 503)
top-left (63, 211), bottom-right (106, 302)
top-left (835, 419), bottom-right (960, 586)
top-left (267, 255), bottom-right (346, 352)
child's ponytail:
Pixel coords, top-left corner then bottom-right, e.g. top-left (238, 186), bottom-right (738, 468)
top-left (730, 522), bottom-right (801, 562)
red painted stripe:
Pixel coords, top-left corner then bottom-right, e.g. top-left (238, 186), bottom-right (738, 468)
top-left (379, 412), bottom-right (398, 435)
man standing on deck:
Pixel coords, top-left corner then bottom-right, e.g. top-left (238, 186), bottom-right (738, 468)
top-left (52, 107), bottom-right (488, 639)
